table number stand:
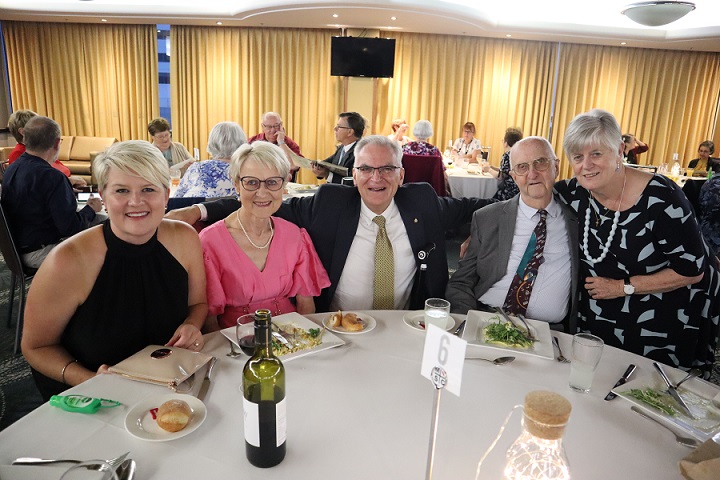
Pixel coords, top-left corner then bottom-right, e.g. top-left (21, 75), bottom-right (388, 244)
top-left (425, 366), bottom-right (447, 480)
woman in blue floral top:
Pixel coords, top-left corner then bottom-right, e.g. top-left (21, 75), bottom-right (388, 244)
top-left (402, 120), bottom-right (442, 156)
top-left (173, 122), bottom-right (247, 198)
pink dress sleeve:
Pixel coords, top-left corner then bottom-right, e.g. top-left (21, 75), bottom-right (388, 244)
top-left (286, 228), bottom-right (330, 298)
top-left (199, 223), bottom-right (228, 317)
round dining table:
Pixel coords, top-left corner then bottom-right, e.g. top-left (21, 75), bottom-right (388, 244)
top-left (0, 311), bottom-right (705, 479)
top-left (446, 167), bottom-right (498, 199)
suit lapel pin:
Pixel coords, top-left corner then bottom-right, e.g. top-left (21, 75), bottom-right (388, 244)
top-left (414, 218), bottom-right (418, 223)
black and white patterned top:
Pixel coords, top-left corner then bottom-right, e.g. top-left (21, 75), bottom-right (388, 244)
top-left (555, 175), bottom-right (720, 372)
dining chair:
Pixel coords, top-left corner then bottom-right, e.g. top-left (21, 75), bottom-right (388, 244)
top-left (401, 153), bottom-right (448, 197)
top-left (0, 204), bottom-right (37, 354)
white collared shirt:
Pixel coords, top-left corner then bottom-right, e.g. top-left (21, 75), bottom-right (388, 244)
top-left (327, 141), bottom-right (356, 183)
top-left (478, 196), bottom-right (571, 323)
top-left (331, 200), bottom-right (416, 311)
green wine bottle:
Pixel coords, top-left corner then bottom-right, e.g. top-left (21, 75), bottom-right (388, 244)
top-left (242, 309), bottom-right (286, 468)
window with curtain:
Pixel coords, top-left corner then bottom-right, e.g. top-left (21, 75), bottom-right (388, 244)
top-left (2, 21), bottom-right (158, 140)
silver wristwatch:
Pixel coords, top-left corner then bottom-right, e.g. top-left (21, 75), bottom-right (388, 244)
top-left (623, 277), bottom-right (635, 295)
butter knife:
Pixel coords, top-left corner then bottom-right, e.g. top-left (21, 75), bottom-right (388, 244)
top-left (604, 364), bottom-right (636, 401)
top-left (653, 362), bottom-right (695, 418)
top-left (197, 356), bottom-right (217, 402)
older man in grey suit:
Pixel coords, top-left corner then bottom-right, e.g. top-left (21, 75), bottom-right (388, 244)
top-left (446, 136), bottom-right (579, 332)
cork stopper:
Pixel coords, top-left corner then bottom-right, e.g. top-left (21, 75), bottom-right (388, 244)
top-left (523, 391), bottom-right (572, 440)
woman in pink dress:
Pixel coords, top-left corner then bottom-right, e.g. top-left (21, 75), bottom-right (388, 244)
top-left (199, 142), bottom-right (330, 330)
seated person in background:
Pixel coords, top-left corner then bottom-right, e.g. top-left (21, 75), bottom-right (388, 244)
top-left (452, 122), bottom-right (483, 161)
top-left (688, 140), bottom-right (720, 176)
top-left (168, 136), bottom-right (495, 312)
top-left (621, 134), bottom-right (648, 165)
top-left (403, 120), bottom-right (441, 156)
top-left (22, 140), bottom-right (207, 401)
top-left (7, 109), bottom-right (86, 189)
top-left (311, 111), bottom-right (365, 184)
top-left (200, 142), bottom-right (329, 330)
top-left (148, 117), bottom-right (194, 173)
top-left (699, 173), bottom-right (720, 259)
top-left (174, 121), bottom-right (246, 198)
top-left (1, 116), bottom-right (103, 268)
top-left (446, 137), bottom-right (578, 331)
top-left (248, 111), bottom-right (302, 180)
top-left (388, 118), bottom-right (410, 146)
top-left (484, 127), bottom-right (523, 201)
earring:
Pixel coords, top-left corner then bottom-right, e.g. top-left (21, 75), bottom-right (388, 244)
top-left (615, 162), bottom-right (621, 172)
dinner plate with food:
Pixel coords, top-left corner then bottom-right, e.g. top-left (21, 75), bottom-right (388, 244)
top-left (323, 311), bottom-right (377, 335)
top-left (221, 312), bottom-right (345, 361)
top-left (125, 393), bottom-right (207, 441)
top-left (402, 311), bottom-right (461, 332)
top-left (612, 369), bottom-right (720, 441)
top-left (461, 310), bottom-right (553, 360)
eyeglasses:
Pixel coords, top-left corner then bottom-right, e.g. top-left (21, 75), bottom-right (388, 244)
top-left (354, 165), bottom-right (401, 177)
top-left (262, 123), bottom-right (282, 130)
top-left (239, 176), bottom-right (285, 191)
top-left (511, 157), bottom-right (554, 175)
top-left (334, 125), bottom-right (353, 131)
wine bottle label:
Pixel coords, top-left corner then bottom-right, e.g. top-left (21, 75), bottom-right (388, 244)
top-left (243, 397), bottom-right (287, 448)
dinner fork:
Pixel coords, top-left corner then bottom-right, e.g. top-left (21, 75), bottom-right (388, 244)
top-left (516, 314), bottom-right (535, 341)
top-left (14, 451), bottom-right (129, 470)
top-left (552, 336), bottom-right (570, 363)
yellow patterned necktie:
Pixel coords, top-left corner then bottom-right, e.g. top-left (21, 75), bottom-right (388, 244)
top-left (372, 215), bottom-right (394, 309)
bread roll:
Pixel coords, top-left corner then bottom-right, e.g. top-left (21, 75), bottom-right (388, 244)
top-left (341, 313), bottom-right (364, 332)
top-left (330, 311), bottom-right (343, 328)
top-left (157, 399), bottom-right (192, 432)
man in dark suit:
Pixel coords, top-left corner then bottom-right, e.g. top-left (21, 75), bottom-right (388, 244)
top-left (446, 137), bottom-right (579, 332)
top-left (168, 135), bottom-right (493, 312)
top-left (311, 112), bottom-right (365, 184)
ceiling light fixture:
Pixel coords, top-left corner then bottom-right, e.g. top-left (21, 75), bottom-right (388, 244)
top-left (391, 16), bottom-right (396, 20)
top-left (101, 18), bottom-right (107, 22)
top-left (216, 21), bottom-right (222, 25)
top-left (621, 1), bottom-right (695, 27)
top-left (332, 14), bottom-right (339, 18)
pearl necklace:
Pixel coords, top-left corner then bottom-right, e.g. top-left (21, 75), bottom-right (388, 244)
top-left (581, 171), bottom-right (627, 264)
top-left (236, 210), bottom-right (274, 249)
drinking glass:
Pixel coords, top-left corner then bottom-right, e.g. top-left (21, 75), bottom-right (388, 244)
top-left (170, 169), bottom-right (181, 188)
top-left (569, 333), bottom-right (604, 393)
top-left (424, 298), bottom-right (450, 331)
top-left (236, 314), bottom-right (255, 356)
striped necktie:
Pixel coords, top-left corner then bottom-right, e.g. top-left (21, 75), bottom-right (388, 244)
top-left (372, 215), bottom-right (394, 309)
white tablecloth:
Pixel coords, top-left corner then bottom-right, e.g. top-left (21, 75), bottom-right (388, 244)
top-left (0, 311), bottom-right (702, 479)
top-left (446, 168), bottom-right (497, 199)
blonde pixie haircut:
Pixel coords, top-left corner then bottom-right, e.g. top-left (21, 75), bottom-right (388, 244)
top-left (94, 140), bottom-right (170, 192)
top-left (229, 141), bottom-right (290, 183)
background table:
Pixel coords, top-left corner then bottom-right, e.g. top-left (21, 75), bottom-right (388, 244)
top-left (446, 167), bottom-right (498, 199)
top-left (0, 311), bottom-right (706, 479)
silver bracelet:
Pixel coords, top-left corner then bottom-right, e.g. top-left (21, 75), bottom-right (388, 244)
top-left (61, 359), bottom-right (78, 384)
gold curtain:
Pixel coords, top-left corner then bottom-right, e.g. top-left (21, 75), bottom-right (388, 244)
top-left (376, 32), bottom-right (557, 165)
top-left (171, 26), bottom-right (342, 184)
top-left (2, 21), bottom-right (158, 139)
top-left (552, 44), bottom-right (720, 178)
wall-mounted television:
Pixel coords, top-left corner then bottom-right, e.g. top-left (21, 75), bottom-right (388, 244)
top-left (331, 37), bottom-right (396, 78)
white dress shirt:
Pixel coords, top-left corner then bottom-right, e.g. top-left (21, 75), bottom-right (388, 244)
top-left (478, 196), bottom-right (571, 323)
top-left (331, 200), bottom-right (416, 311)
top-left (327, 141), bottom-right (356, 183)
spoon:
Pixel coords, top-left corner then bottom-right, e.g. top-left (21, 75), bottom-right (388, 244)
top-left (226, 339), bottom-right (242, 358)
top-left (631, 406), bottom-right (699, 448)
top-left (675, 368), bottom-right (702, 388)
top-left (465, 356), bottom-right (515, 365)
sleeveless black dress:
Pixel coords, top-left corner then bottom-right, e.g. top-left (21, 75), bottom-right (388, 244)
top-left (32, 221), bottom-right (189, 400)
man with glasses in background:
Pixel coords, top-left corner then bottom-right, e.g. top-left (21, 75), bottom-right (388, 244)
top-left (311, 112), bottom-right (365, 184)
top-left (248, 111), bottom-right (303, 180)
top-left (446, 136), bottom-right (579, 332)
top-left (168, 135), bottom-right (493, 312)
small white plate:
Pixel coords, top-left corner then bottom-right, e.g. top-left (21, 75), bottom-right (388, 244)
top-left (461, 310), bottom-right (553, 360)
top-left (402, 311), bottom-right (458, 332)
top-left (124, 393), bottom-right (207, 442)
top-left (323, 312), bottom-right (377, 335)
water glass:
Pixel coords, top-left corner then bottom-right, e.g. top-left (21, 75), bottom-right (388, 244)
top-left (170, 169), bottom-right (181, 188)
top-left (424, 298), bottom-right (450, 331)
top-left (569, 333), bottom-right (604, 393)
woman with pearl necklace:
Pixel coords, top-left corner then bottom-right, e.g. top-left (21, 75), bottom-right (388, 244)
top-left (555, 108), bottom-right (719, 375)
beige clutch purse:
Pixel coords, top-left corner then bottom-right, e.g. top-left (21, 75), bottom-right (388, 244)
top-left (109, 345), bottom-right (214, 391)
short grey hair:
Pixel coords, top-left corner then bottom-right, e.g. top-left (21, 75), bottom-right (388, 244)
top-left (510, 136), bottom-right (557, 169)
top-left (563, 108), bottom-right (623, 158)
top-left (207, 122), bottom-right (247, 159)
top-left (412, 120), bottom-right (434, 141)
top-left (23, 116), bottom-right (61, 152)
top-left (229, 141), bottom-right (290, 182)
top-left (355, 135), bottom-right (403, 167)
top-left (94, 140), bottom-right (170, 192)
top-left (262, 112), bottom-right (282, 124)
